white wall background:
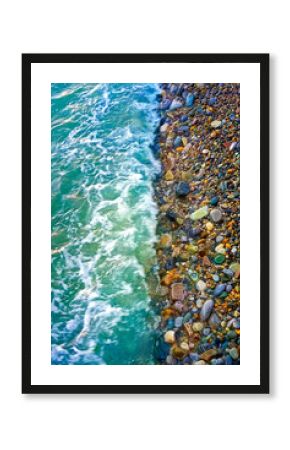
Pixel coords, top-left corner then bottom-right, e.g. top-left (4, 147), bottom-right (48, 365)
top-left (0, 1), bottom-right (286, 449)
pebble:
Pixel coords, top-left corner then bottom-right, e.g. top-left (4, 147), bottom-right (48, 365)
top-left (229, 262), bottom-right (240, 275)
top-left (174, 136), bottom-right (183, 148)
top-left (171, 283), bottom-right (185, 301)
top-left (176, 181), bottom-right (190, 196)
top-left (165, 170), bottom-right (174, 181)
top-left (164, 330), bottom-right (175, 344)
top-left (227, 330), bottom-right (237, 339)
top-left (180, 341), bottom-right (190, 352)
top-left (160, 123), bottom-right (169, 133)
top-left (211, 120), bottom-right (222, 128)
top-left (185, 93), bottom-right (195, 107)
top-left (189, 353), bottom-right (200, 362)
top-left (174, 317), bottom-right (183, 328)
top-left (209, 312), bottom-right (220, 327)
top-left (223, 268), bottom-right (234, 278)
top-left (189, 227), bottom-right (201, 238)
top-left (215, 243), bottom-right (226, 254)
top-left (210, 196), bottom-right (219, 206)
top-left (214, 254), bottom-right (225, 264)
top-left (200, 348), bottom-right (217, 362)
top-left (200, 299), bottom-right (214, 321)
top-left (208, 97), bottom-right (217, 106)
top-left (192, 322), bottom-right (204, 332)
top-left (190, 206), bottom-right (209, 221)
top-left (210, 208), bottom-right (223, 222)
top-left (205, 221), bottom-right (214, 231)
top-left (160, 234), bottom-right (172, 248)
top-left (225, 355), bottom-right (233, 365)
top-left (226, 284), bottom-right (233, 293)
top-left (170, 99), bottom-right (183, 110)
top-left (196, 280), bottom-right (207, 292)
top-left (229, 348), bottom-right (239, 360)
top-left (196, 299), bottom-right (204, 309)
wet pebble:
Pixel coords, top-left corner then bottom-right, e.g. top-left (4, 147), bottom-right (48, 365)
top-left (176, 181), bottom-right (190, 196)
top-left (174, 317), bottom-right (183, 328)
top-left (213, 284), bottom-right (226, 297)
top-left (210, 208), bottom-right (223, 223)
top-left (229, 348), bottom-right (239, 360)
top-left (200, 299), bottom-right (214, 321)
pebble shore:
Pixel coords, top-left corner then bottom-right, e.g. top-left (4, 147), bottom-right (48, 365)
top-left (154, 83), bottom-right (240, 365)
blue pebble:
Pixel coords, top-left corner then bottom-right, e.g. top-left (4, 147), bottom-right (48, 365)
top-left (167, 319), bottom-right (175, 329)
top-left (226, 284), bottom-right (233, 293)
top-left (225, 355), bottom-right (233, 365)
top-left (166, 210), bottom-right (177, 221)
top-left (176, 181), bottom-right (190, 197)
top-left (174, 317), bottom-right (183, 328)
top-left (213, 274), bottom-right (220, 282)
top-left (189, 227), bottom-right (201, 238)
top-left (170, 85), bottom-right (178, 95)
top-left (199, 343), bottom-right (211, 353)
top-left (213, 283), bottom-right (226, 297)
top-left (203, 328), bottom-right (211, 336)
top-left (189, 353), bottom-right (200, 362)
top-left (185, 93), bottom-right (195, 107)
top-left (233, 320), bottom-right (240, 329)
top-left (220, 181), bottom-right (227, 192)
top-left (180, 115), bottom-right (188, 122)
top-left (178, 125), bottom-right (189, 133)
top-left (210, 196), bottom-right (219, 206)
top-left (170, 99), bottom-right (183, 110)
top-left (230, 113), bottom-right (235, 120)
top-left (208, 97), bottom-right (217, 105)
top-left (173, 136), bottom-right (182, 148)
top-left (223, 268), bottom-right (234, 278)
top-left (165, 260), bottom-right (175, 271)
top-left (160, 99), bottom-right (171, 110)
top-left (215, 358), bottom-right (225, 365)
top-left (177, 85), bottom-right (184, 95)
top-left (221, 341), bottom-right (228, 350)
top-left (183, 356), bottom-right (191, 364)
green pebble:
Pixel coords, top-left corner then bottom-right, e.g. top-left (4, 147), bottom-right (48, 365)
top-left (183, 312), bottom-right (192, 323)
top-left (190, 271), bottom-right (199, 282)
top-left (190, 206), bottom-right (209, 221)
top-left (214, 254), bottom-right (225, 264)
top-left (227, 330), bottom-right (237, 339)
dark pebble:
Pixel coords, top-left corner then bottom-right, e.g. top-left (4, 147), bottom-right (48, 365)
top-left (210, 196), bottom-right (219, 206)
top-left (176, 181), bottom-right (190, 197)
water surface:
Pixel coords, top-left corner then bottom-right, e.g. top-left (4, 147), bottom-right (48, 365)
top-left (51, 83), bottom-right (160, 364)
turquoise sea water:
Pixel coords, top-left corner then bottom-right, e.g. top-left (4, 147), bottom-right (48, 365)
top-left (51, 83), bottom-right (161, 364)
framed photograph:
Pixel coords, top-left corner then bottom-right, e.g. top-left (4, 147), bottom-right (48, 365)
top-left (22, 53), bottom-right (269, 394)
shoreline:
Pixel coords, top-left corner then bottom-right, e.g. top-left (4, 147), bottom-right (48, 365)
top-left (154, 83), bottom-right (240, 365)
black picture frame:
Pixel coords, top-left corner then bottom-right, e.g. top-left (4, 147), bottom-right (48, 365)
top-left (22, 53), bottom-right (269, 394)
